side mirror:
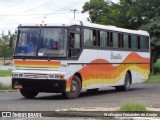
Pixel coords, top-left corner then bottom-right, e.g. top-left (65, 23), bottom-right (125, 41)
top-left (9, 36), bottom-right (13, 48)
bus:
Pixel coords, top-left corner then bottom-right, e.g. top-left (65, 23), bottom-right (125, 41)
top-left (12, 21), bottom-right (150, 99)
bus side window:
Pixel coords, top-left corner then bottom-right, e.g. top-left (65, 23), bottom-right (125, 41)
top-left (98, 31), bottom-right (108, 47)
top-left (131, 35), bottom-right (138, 49)
top-left (68, 33), bottom-right (81, 57)
top-left (122, 34), bottom-right (129, 49)
top-left (112, 32), bottom-right (119, 48)
top-left (84, 29), bottom-right (93, 46)
top-left (140, 36), bottom-right (149, 50)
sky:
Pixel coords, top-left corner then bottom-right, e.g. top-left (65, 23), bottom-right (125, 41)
top-left (0, 0), bottom-right (119, 36)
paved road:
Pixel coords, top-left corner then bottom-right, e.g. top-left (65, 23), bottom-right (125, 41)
top-left (0, 83), bottom-right (160, 111)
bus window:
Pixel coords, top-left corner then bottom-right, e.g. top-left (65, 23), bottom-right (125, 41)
top-left (70, 33), bottom-right (80, 48)
top-left (131, 35), bottom-right (138, 49)
top-left (140, 36), bottom-right (149, 50)
top-left (84, 29), bottom-right (93, 46)
top-left (69, 33), bottom-right (81, 57)
top-left (122, 34), bottom-right (129, 49)
top-left (112, 32), bottom-right (119, 48)
top-left (99, 31), bottom-right (108, 47)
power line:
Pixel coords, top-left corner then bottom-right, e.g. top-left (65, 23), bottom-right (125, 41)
top-left (53, 0), bottom-right (84, 12)
top-left (0, 12), bottom-right (73, 16)
top-left (31, 0), bottom-right (85, 20)
top-left (21, 0), bottom-right (52, 13)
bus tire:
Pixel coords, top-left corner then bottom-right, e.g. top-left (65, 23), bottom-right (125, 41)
top-left (63, 76), bottom-right (81, 99)
top-left (20, 89), bottom-right (39, 99)
top-left (115, 72), bottom-right (131, 91)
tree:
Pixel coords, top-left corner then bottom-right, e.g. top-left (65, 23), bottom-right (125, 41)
top-left (0, 33), bottom-right (15, 65)
top-left (82, 0), bottom-right (111, 24)
top-left (82, 0), bottom-right (160, 29)
top-left (0, 44), bottom-right (12, 65)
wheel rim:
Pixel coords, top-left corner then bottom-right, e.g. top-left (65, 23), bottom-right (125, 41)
top-left (71, 80), bottom-right (78, 93)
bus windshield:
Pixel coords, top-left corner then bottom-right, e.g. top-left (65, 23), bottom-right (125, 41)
top-left (38, 28), bottom-right (67, 57)
top-left (15, 27), bottom-right (68, 57)
top-left (15, 28), bottom-right (39, 56)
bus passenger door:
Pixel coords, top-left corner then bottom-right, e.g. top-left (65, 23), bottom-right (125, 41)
top-left (67, 29), bottom-right (82, 84)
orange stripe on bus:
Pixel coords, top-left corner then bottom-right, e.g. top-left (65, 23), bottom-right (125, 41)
top-left (14, 60), bottom-right (61, 67)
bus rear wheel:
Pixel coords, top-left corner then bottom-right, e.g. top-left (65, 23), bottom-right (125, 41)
top-left (20, 89), bottom-right (39, 99)
top-left (63, 76), bottom-right (81, 99)
top-left (115, 72), bottom-right (131, 91)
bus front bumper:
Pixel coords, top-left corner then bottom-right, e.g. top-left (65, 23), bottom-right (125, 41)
top-left (12, 78), bottom-right (66, 93)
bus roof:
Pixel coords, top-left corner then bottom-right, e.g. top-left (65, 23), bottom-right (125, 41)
top-left (19, 20), bottom-right (149, 36)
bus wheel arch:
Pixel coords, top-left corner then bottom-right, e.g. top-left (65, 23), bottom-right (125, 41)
top-left (63, 73), bottom-right (82, 99)
top-left (74, 72), bottom-right (82, 89)
top-left (115, 70), bottom-right (132, 91)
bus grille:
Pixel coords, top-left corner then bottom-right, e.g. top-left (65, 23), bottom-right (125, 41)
top-left (23, 73), bottom-right (48, 79)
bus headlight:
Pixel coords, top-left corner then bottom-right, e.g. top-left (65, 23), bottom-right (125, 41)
top-left (19, 74), bottom-right (23, 77)
top-left (13, 74), bottom-right (23, 78)
top-left (55, 74), bottom-right (60, 79)
top-left (50, 75), bottom-right (54, 79)
top-left (13, 74), bottom-right (18, 77)
top-left (49, 74), bottom-right (64, 79)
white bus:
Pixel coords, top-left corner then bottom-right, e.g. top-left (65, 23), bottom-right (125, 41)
top-left (12, 21), bottom-right (150, 99)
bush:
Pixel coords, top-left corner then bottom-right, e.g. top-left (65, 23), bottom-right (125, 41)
top-left (152, 61), bottom-right (160, 74)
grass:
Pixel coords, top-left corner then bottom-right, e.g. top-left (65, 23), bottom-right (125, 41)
top-left (145, 74), bottom-right (160, 83)
top-left (119, 103), bottom-right (147, 111)
top-left (0, 70), bottom-right (12, 77)
top-left (0, 82), bottom-right (12, 90)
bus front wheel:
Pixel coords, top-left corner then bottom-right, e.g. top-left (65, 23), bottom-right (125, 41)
top-left (63, 76), bottom-right (81, 99)
top-left (115, 72), bottom-right (131, 91)
top-left (20, 89), bottom-right (39, 99)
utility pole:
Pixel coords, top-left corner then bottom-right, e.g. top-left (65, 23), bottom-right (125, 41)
top-left (70, 9), bottom-right (78, 19)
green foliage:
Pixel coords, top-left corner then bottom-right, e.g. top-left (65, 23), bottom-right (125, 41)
top-left (152, 61), bottom-right (160, 75)
top-left (119, 103), bottom-right (147, 111)
top-left (0, 44), bottom-right (13, 58)
top-left (145, 74), bottom-right (160, 83)
top-left (82, 0), bottom-right (110, 24)
top-left (0, 70), bottom-right (12, 77)
top-left (82, 0), bottom-right (160, 29)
